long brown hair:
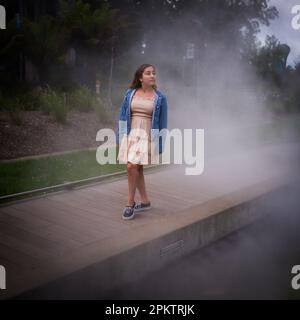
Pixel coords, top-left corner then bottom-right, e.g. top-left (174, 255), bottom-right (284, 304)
top-left (129, 64), bottom-right (157, 90)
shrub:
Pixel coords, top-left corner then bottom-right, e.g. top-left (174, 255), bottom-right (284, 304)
top-left (9, 98), bottom-right (24, 126)
top-left (0, 94), bottom-right (24, 125)
top-left (69, 85), bottom-right (111, 122)
top-left (93, 96), bottom-right (110, 123)
top-left (0, 93), bottom-right (9, 111)
top-left (19, 87), bottom-right (44, 111)
top-left (69, 85), bottom-right (96, 112)
top-left (39, 86), bottom-right (68, 123)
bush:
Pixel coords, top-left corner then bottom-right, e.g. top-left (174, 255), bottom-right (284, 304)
top-left (19, 87), bottom-right (44, 111)
top-left (69, 85), bottom-right (96, 112)
top-left (9, 98), bottom-right (24, 126)
top-left (93, 96), bottom-right (110, 123)
top-left (0, 93), bottom-right (10, 111)
top-left (69, 85), bottom-right (111, 122)
top-left (0, 94), bottom-right (24, 125)
top-left (39, 86), bottom-right (68, 123)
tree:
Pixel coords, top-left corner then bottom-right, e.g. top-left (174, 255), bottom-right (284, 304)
top-left (0, 0), bottom-right (136, 89)
top-left (252, 35), bottom-right (290, 87)
top-left (23, 14), bottom-right (68, 85)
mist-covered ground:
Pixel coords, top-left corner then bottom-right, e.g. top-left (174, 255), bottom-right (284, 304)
top-left (106, 180), bottom-right (300, 300)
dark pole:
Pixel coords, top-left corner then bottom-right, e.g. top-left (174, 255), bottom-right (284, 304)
top-left (18, 0), bottom-right (24, 81)
top-left (108, 35), bottom-right (116, 109)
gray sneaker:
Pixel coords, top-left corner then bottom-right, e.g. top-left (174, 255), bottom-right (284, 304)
top-left (122, 202), bottom-right (136, 220)
top-left (134, 201), bottom-right (151, 212)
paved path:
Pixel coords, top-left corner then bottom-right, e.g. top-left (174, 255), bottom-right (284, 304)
top-left (0, 142), bottom-right (299, 298)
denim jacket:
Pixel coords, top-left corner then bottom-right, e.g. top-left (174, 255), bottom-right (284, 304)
top-left (116, 88), bottom-right (168, 154)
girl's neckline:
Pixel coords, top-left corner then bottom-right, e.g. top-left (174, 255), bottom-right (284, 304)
top-left (133, 89), bottom-right (156, 101)
top-left (133, 95), bottom-right (155, 101)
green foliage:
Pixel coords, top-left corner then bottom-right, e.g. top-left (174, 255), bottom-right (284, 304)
top-left (18, 87), bottom-right (44, 111)
top-left (0, 147), bottom-right (125, 198)
top-left (69, 85), bottom-right (97, 112)
top-left (251, 35), bottom-right (290, 84)
top-left (69, 84), bottom-right (110, 122)
top-left (39, 86), bottom-right (68, 123)
top-left (0, 93), bottom-right (24, 125)
top-left (0, 93), bottom-right (10, 111)
top-left (93, 96), bottom-right (110, 123)
top-left (247, 34), bottom-right (300, 114)
top-left (59, 0), bottom-right (121, 43)
top-left (1, 0), bottom-right (298, 118)
top-left (23, 15), bottom-right (68, 66)
top-left (8, 98), bottom-right (24, 126)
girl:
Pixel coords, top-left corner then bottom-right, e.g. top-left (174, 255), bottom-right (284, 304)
top-left (116, 63), bottom-right (168, 220)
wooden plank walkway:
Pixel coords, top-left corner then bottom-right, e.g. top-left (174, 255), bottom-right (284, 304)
top-left (0, 142), bottom-right (299, 298)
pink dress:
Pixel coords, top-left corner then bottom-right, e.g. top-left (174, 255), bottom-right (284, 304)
top-left (117, 95), bottom-right (160, 165)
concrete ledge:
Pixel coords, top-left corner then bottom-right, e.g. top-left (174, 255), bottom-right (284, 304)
top-left (8, 175), bottom-right (298, 299)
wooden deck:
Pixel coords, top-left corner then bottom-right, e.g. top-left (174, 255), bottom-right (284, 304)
top-left (0, 142), bottom-right (299, 299)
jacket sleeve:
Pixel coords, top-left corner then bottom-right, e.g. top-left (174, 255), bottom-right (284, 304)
top-left (158, 94), bottom-right (168, 153)
top-left (116, 90), bottom-right (129, 146)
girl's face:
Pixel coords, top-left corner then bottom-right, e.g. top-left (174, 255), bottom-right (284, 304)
top-left (140, 66), bottom-right (156, 87)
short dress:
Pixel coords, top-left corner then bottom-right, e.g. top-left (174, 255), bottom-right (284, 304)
top-left (117, 94), bottom-right (160, 165)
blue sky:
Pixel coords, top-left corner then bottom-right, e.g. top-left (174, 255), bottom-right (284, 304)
top-left (257, 0), bottom-right (300, 66)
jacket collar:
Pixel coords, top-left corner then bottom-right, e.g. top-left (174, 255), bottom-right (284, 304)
top-left (127, 87), bottom-right (163, 98)
top-left (126, 88), bottom-right (163, 113)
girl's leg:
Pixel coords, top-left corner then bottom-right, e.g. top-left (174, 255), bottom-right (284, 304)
top-left (126, 161), bottom-right (139, 206)
top-left (136, 165), bottom-right (150, 203)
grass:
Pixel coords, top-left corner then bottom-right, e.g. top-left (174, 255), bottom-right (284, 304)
top-left (1, 114), bottom-right (300, 198)
top-left (0, 147), bottom-right (126, 197)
